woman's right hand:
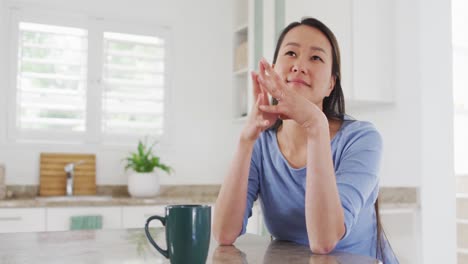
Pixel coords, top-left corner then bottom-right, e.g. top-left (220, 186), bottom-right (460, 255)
top-left (240, 70), bottom-right (278, 142)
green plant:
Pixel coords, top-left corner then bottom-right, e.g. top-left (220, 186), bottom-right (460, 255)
top-left (124, 139), bottom-right (173, 174)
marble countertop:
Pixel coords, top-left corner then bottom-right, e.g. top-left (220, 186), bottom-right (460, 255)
top-left (0, 228), bottom-right (381, 264)
top-left (0, 196), bottom-right (218, 208)
top-left (0, 185), bottom-right (419, 210)
top-left (0, 196), bottom-right (419, 210)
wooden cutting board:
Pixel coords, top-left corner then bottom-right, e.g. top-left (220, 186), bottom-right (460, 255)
top-left (39, 153), bottom-right (96, 196)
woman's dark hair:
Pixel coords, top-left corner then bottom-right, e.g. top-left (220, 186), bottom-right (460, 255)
top-left (269, 17), bottom-right (391, 262)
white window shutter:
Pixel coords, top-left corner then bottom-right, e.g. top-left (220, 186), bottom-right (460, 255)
top-left (101, 32), bottom-right (166, 137)
top-left (16, 22), bottom-right (88, 132)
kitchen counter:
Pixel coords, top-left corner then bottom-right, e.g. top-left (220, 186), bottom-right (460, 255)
top-left (0, 228), bottom-right (381, 264)
top-left (0, 185), bottom-right (419, 210)
top-left (0, 196), bottom-right (419, 211)
top-left (0, 196), bottom-right (218, 208)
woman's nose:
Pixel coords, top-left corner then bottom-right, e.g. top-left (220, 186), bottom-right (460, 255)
top-left (292, 64), bottom-right (307, 74)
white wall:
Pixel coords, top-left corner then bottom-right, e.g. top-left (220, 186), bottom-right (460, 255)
top-left (0, 1), bottom-right (6, 147)
top-left (418, 0), bottom-right (456, 263)
top-left (353, 0), bottom-right (456, 262)
top-left (349, 0), bottom-right (421, 187)
top-left (0, 0), bottom-right (236, 185)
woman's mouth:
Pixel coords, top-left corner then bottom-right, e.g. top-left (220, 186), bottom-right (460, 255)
top-left (287, 78), bottom-right (311, 87)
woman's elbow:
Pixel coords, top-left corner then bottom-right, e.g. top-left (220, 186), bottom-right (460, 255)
top-left (213, 231), bottom-right (237, 245)
top-left (309, 240), bottom-right (338, 254)
top-left (212, 225), bottom-right (238, 245)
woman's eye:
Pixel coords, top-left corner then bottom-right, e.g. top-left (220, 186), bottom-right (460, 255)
top-left (285, 51), bottom-right (296, 57)
top-left (311, 55), bottom-right (322, 61)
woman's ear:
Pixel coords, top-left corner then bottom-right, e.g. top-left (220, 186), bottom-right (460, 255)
top-left (327, 75), bottom-right (336, 96)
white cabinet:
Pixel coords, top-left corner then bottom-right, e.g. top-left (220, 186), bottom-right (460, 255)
top-left (122, 206), bottom-right (165, 229)
top-left (232, 0), bottom-right (262, 120)
top-left (46, 207), bottom-right (121, 231)
top-left (283, 0), bottom-right (394, 106)
top-left (245, 204), bottom-right (260, 234)
top-left (245, 203), bottom-right (269, 237)
top-left (0, 208), bottom-right (46, 233)
top-left (0, 204), bottom-right (216, 233)
top-left (232, 0), bottom-right (248, 120)
top-left (122, 204), bottom-right (215, 229)
top-left (380, 208), bottom-right (420, 264)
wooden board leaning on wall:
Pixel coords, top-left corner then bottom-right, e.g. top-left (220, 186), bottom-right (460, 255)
top-left (39, 153), bottom-right (96, 196)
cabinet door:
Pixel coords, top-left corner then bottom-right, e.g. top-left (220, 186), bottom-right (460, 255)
top-left (284, 0), bottom-right (394, 104)
top-left (352, 0), bottom-right (394, 103)
top-left (122, 206), bottom-right (166, 229)
top-left (0, 208), bottom-right (46, 233)
top-left (246, 204), bottom-right (260, 234)
top-left (46, 207), bottom-right (121, 231)
top-left (380, 209), bottom-right (420, 264)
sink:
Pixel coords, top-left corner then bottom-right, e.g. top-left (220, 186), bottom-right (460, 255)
top-left (35, 196), bottom-right (113, 202)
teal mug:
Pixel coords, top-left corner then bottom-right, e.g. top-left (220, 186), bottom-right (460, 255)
top-left (145, 204), bottom-right (211, 264)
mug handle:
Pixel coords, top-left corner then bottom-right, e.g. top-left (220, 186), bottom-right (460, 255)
top-left (144, 215), bottom-right (169, 259)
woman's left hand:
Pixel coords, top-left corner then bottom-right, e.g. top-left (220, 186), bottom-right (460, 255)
top-left (256, 59), bottom-right (328, 133)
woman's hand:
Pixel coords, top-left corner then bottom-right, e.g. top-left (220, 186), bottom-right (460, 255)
top-left (240, 69), bottom-right (278, 142)
top-left (256, 59), bottom-right (328, 134)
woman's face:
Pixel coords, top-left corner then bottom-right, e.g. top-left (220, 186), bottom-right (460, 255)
top-left (273, 25), bottom-right (335, 108)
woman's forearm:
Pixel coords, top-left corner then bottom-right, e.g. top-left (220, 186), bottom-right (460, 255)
top-left (305, 127), bottom-right (345, 254)
top-left (213, 137), bottom-right (255, 245)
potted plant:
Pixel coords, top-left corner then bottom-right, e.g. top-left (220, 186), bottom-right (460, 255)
top-left (125, 139), bottom-right (172, 198)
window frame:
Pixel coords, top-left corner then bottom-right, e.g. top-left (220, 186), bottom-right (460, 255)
top-left (6, 7), bottom-right (174, 146)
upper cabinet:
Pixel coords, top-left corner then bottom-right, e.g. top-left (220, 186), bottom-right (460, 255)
top-left (284, 0), bottom-right (395, 107)
top-left (232, 0), bottom-right (264, 121)
top-left (232, 0), bottom-right (394, 120)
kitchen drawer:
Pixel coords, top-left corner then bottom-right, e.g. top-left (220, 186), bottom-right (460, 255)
top-left (0, 208), bottom-right (46, 233)
top-left (122, 204), bottom-right (215, 229)
top-left (122, 206), bottom-right (166, 228)
top-left (46, 207), bottom-right (121, 231)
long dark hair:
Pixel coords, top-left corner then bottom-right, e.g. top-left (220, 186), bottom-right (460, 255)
top-left (270, 17), bottom-right (388, 261)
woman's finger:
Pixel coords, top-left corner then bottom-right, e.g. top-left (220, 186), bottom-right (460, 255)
top-left (251, 71), bottom-right (261, 100)
top-left (258, 59), bottom-right (285, 100)
top-left (261, 58), bottom-right (283, 85)
top-left (256, 119), bottom-right (270, 128)
top-left (258, 104), bottom-right (283, 114)
top-left (258, 75), bottom-right (284, 102)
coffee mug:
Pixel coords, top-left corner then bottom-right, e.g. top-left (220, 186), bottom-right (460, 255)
top-left (145, 204), bottom-right (211, 264)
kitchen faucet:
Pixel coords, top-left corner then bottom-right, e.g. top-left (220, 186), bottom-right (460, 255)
top-left (64, 160), bottom-right (85, 196)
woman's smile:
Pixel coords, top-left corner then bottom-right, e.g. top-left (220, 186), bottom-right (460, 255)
top-left (287, 77), bottom-right (311, 87)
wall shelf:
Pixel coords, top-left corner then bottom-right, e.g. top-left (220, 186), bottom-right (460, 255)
top-left (234, 68), bottom-right (248, 76)
top-left (234, 23), bottom-right (248, 34)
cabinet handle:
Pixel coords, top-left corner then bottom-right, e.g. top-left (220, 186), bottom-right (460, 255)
top-left (0, 216), bottom-right (22, 221)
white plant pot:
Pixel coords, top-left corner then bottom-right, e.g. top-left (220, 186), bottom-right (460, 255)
top-left (128, 171), bottom-right (160, 198)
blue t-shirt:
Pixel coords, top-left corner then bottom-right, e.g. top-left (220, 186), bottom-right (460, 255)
top-left (240, 116), bottom-right (398, 263)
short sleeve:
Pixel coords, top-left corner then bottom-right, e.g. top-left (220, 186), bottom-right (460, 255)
top-left (239, 140), bottom-right (261, 236)
top-left (336, 124), bottom-right (382, 240)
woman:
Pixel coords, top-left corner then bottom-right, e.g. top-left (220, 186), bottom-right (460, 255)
top-left (213, 17), bottom-right (398, 263)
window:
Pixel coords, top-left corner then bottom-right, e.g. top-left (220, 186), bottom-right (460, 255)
top-left (16, 22), bottom-right (88, 132)
top-left (102, 32), bottom-right (165, 136)
top-left (9, 10), bottom-right (170, 143)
